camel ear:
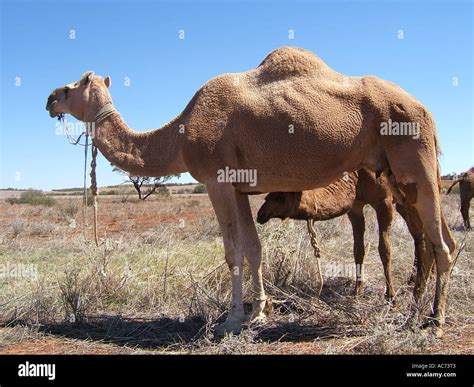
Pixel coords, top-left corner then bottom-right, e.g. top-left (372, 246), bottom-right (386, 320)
top-left (104, 76), bottom-right (111, 88)
top-left (81, 71), bottom-right (95, 86)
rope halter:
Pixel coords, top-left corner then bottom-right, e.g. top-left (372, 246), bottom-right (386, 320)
top-left (92, 102), bottom-right (116, 126)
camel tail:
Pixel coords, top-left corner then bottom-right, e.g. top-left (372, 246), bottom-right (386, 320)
top-left (433, 127), bottom-right (442, 157)
top-left (446, 179), bottom-right (460, 195)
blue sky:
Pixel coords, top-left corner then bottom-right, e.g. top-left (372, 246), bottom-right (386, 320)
top-left (1, 0), bottom-right (472, 190)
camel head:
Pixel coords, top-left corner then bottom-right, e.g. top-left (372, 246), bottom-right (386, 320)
top-left (257, 192), bottom-right (305, 224)
top-left (46, 72), bottom-right (112, 121)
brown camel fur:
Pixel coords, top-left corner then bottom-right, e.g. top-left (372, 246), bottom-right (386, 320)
top-left (46, 47), bottom-right (454, 335)
top-left (447, 168), bottom-right (474, 229)
top-left (257, 169), bottom-right (430, 301)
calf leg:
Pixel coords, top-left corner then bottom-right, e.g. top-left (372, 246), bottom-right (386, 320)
top-left (375, 200), bottom-right (395, 302)
top-left (348, 203), bottom-right (366, 296)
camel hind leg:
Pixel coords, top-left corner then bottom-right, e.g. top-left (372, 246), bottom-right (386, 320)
top-left (380, 112), bottom-right (452, 334)
top-left (460, 189), bottom-right (472, 229)
top-left (414, 186), bottom-right (452, 332)
top-left (384, 159), bottom-right (452, 334)
top-left (394, 202), bottom-right (436, 299)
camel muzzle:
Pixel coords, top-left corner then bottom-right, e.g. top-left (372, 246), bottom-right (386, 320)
top-left (256, 211), bottom-right (270, 224)
top-left (46, 93), bottom-right (58, 116)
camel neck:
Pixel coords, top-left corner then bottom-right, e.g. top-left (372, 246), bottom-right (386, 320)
top-left (92, 112), bottom-right (187, 177)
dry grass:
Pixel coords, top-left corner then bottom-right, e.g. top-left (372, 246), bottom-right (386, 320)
top-left (0, 193), bottom-right (472, 354)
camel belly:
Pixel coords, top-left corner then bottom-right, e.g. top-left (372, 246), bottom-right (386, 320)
top-left (228, 118), bottom-right (384, 192)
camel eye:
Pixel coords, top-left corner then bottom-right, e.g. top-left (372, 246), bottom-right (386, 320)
top-left (64, 87), bottom-right (70, 98)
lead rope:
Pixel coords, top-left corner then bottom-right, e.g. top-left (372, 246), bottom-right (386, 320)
top-left (59, 114), bottom-right (99, 246)
top-left (90, 144), bottom-right (99, 247)
top-left (83, 132), bottom-right (89, 238)
top-left (306, 219), bottom-right (323, 297)
top-left (88, 103), bottom-right (116, 247)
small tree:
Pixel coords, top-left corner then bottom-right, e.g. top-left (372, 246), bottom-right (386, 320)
top-left (112, 165), bottom-right (176, 200)
top-left (192, 184), bottom-right (207, 194)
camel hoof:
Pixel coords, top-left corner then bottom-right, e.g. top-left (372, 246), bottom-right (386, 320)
top-left (245, 298), bottom-right (272, 323)
top-left (422, 324), bottom-right (444, 338)
top-left (263, 298), bottom-right (273, 316)
top-left (249, 310), bottom-right (267, 323)
top-left (433, 326), bottom-right (444, 338)
top-left (214, 320), bottom-right (243, 336)
top-left (420, 318), bottom-right (444, 338)
top-left (384, 292), bottom-right (396, 305)
top-left (353, 282), bottom-right (363, 296)
top-left (386, 297), bottom-right (396, 306)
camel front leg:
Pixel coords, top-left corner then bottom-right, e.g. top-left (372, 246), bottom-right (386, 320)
top-left (206, 181), bottom-right (246, 335)
top-left (234, 192), bottom-right (268, 322)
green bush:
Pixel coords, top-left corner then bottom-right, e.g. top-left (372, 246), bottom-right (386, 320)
top-left (7, 190), bottom-right (56, 207)
top-left (192, 184), bottom-right (207, 194)
top-left (6, 197), bottom-right (17, 205)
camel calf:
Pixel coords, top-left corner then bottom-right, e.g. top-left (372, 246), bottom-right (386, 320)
top-left (257, 169), bottom-right (423, 300)
top-left (447, 168), bottom-right (474, 229)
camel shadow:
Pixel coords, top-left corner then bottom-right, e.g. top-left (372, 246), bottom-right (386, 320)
top-left (253, 322), bottom-right (344, 343)
top-left (33, 308), bottom-right (354, 350)
top-left (2, 278), bottom-right (380, 350)
top-left (37, 316), bottom-right (348, 348)
top-left (37, 315), bottom-right (207, 350)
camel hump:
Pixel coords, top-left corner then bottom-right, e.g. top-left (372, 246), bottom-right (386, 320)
top-left (257, 46), bottom-right (330, 81)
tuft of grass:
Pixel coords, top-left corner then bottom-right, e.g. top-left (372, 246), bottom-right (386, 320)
top-left (57, 200), bottom-right (80, 221)
top-left (58, 268), bottom-right (91, 323)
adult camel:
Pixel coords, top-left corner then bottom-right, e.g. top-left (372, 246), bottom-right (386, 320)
top-left (447, 168), bottom-right (474, 229)
top-left (46, 47), bottom-right (454, 336)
